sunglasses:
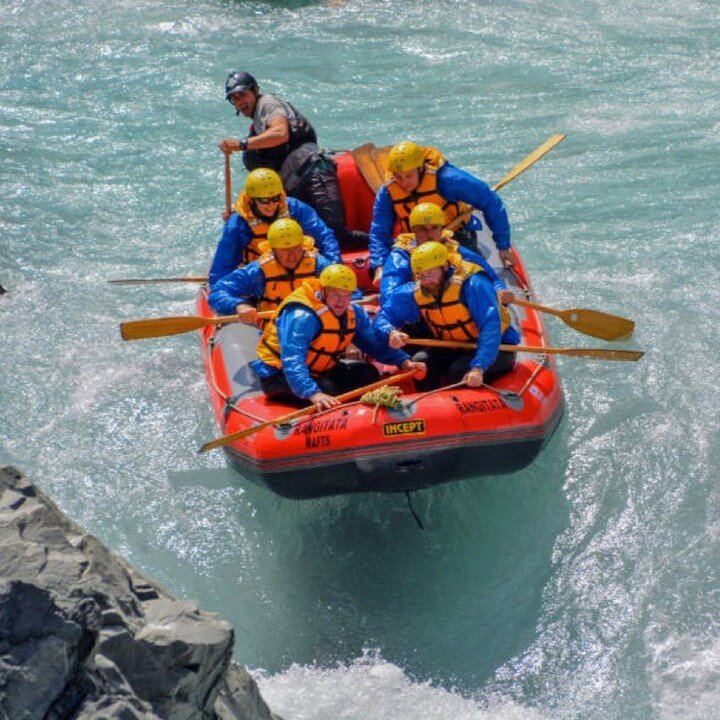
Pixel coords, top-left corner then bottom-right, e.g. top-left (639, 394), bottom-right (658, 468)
top-left (254, 195), bottom-right (282, 204)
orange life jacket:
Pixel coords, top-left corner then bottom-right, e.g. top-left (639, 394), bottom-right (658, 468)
top-left (256, 238), bottom-right (319, 313)
top-left (234, 192), bottom-right (290, 265)
top-left (413, 261), bottom-right (510, 341)
top-left (384, 147), bottom-right (464, 233)
top-left (256, 278), bottom-right (357, 375)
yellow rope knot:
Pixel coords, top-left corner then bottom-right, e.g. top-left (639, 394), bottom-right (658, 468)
top-left (360, 384), bottom-right (404, 423)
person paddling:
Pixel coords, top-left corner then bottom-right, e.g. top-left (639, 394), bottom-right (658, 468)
top-left (375, 242), bottom-right (519, 390)
top-left (219, 71), bottom-right (367, 250)
top-left (379, 201), bottom-right (513, 304)
top-left (369, 140), bottom-right (513, 284)
top-left (251, 264), bottom-right (425, 411)
top-left (208, 167), bottom-right (341, 287)
top-left (208, 218), bottom-right (335, 324)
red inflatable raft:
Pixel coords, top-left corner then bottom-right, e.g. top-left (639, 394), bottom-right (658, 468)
top-left (196, 150), bottom-right (564, 499)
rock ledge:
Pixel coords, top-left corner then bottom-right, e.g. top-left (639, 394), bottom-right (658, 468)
top-left (0, 466), bottom-right (281, 720)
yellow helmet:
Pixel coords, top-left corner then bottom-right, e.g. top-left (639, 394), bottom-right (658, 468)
top-left (245, 168), bottom-right (284, 198)
top-left (409, 202), bottom-right (445, 228)
top-left (411, 241), bottom-right (448, 274)
top-left (387, 140), bottom-right (424, 174)
top-left (267, 218), bottom-right (303, 249)
top-left (319, 264), bottom-right (358, 292)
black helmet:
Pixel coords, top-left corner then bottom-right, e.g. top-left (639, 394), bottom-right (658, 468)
top-left (225, 71), bottom-right (257, 101)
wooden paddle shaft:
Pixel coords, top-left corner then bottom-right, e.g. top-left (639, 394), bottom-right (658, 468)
top-left (510, 297), bottom-right (562, 317)
top-left (224, 151), bottom-right (232, 216)
top-left (109, 276), bottom-right (208, 285)
top-left (404, 338), bottom-right (644, 361)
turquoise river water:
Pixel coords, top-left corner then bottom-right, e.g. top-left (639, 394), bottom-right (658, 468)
top-left (1, 1), bottom-right (719, 718)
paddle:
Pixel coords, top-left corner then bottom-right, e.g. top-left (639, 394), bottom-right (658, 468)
top-left (509, 297), bottom-right (635, 341)
top-left (120, 314), bottom-right (243, 341)
top-left (404, 338), bottom-right (644, 362)
top-left (371, 144), bottom-right (391, 179)
top-left (223, 149), bottom-right (232, 219)
top-left (109, 276), bottom-right (208, 286)
top-left (119, 296), bottom-right (379, 341)
top-left (493, 133), bottom-right (567, 192)
top-left (198, 369), bottom-right (418, 453)
top-left (351, 142), bottom-right (386, 193)
top-left (446, 133), bottom-right (567, 232)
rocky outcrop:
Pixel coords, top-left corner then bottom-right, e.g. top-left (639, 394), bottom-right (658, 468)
top-left (0, 466), bottom-right (281, 720)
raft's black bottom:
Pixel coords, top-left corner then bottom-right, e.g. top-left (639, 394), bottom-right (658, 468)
top-left (225, 412), bottom-right (562, 499)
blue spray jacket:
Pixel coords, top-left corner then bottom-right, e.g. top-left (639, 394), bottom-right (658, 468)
top-left (208, 253), bottom-right (334, 317)
top-left (251, 303), bottom-right (410, 400)
top-left (380, 243), bottom-right (507, 302)
top-left (208, 197), bottom-right (341, 287)
top-left (368, 162), bottom-right (511, 269)
top-left (374, 271), bottom-right (520, 371)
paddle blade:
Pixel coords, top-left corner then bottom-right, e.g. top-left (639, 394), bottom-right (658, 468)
top-left (562, 308), bottom-right (635, 341)
top-left (371, 145), bottom-right (391, 177)
top-left (509, 298), bottom-right (635, 342)
top-left (492, 133), bottom-right (566, 192)
top-left (446, 134), bottom-right (567, 233)
top-left (120, 316), bottom-right (211, 341)
top-left (351, 143), bottom-right (385, 192)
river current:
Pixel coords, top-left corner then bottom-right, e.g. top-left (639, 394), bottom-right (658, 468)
top-left (2, 1), bottom-right (719, 718)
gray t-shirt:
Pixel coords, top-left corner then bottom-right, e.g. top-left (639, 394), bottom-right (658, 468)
top-left (251, 94), bottom-right (320, 192)
top-left (252, 94), bottom-right (294, 134)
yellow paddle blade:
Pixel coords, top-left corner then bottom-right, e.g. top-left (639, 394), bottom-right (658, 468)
top-left (351, 143), bottom-right (385, 193)
top-left (492, 133), bottom-right (566, 192)
top-left (371, 144), bottom-right (391, 178)
top-left (446, 133), bottom-right (566, 232)
top-left (557, 308), bottom-right (635, 341)
top-left (119, 314), bottom-right (239, 341)
top-left (509, 298), bottom-right (635, 341)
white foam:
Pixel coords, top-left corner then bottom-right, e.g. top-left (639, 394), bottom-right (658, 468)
top-left (255, 650), bottom-right (549, 720)
top-left (648, 634), bottom-right (720, 720)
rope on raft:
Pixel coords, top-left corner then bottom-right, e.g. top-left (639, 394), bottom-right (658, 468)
top-left (360, 384), bottom-right (404, 423)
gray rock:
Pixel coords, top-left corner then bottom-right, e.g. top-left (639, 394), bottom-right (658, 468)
top-left (0, 466), bottom-right (282, 720)
top-left (215, 664), bottom-right (282, 720)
